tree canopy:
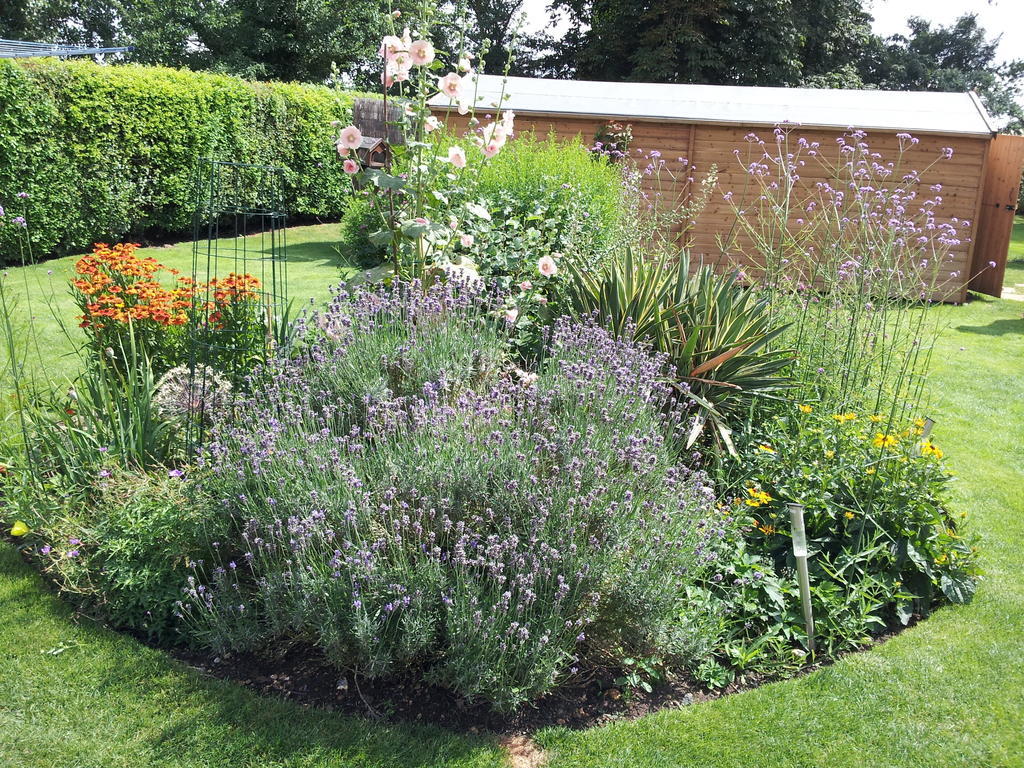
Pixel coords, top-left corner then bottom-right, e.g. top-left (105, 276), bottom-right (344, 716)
top-left (858, 14), bottom-right (1024, 132)
top-left (0, 0), bottom-right (398, 86)
top-left (527, 3), bottom-right (1022, 130)
top-left (1, 1), bottom-right (1021, 130)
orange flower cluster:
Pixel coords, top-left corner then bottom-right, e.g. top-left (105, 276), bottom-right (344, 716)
top-left (72, 243), bottom-right (261, 332)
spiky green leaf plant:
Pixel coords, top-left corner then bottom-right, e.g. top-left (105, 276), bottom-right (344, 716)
top-left (564, 247), bottom-right (793, 453)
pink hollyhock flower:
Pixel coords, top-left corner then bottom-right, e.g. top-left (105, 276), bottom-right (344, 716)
top-left (460, 233), bottom-right (474, 248)
top-left (458, 55), bottom-right (473, 73)
top-left (514, 367), bottom-right (539, 387)
top-left (424, 116), bottom-right (441, 132)
top-left (414, 217), bottom-right (429, 225)
top-left (537, 255), bottom-right (558, 277)
top-left (409, 40), bottom-right (435, 66)
top-left (338, 125), bottom-right (363, 150)
top-left (519, 280), bottom-right (532, 291)
top-left (447, 146), bottom-right (467, 168)
top-left (342, 159), bottom-right (359, 175)
top-left (483, 140), bottom-right (501, 158)
top-left (336, 143), bottom-right (349, 157)
top-left (438, 72), bottom-right (462, 99)
top-left (380, 35), bottom-right (404, 60)
top-left (481, 122), bottom-right (507, 148)
top-left (504, 307), bottom-right (519, 323)
top-left (388, 52), bottom-right (412, 83)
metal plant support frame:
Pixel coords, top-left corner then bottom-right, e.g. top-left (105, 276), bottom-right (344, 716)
top-left (187, 159), bottom-right (288, 449)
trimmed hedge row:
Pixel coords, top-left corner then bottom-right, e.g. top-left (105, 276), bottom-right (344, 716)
top-left (0, 59), bottom-right (370, 264)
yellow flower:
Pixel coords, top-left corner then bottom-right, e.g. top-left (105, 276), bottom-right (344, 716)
top-left (757, 444), bottom-right (775, 454)
top-left (825, 450), bottom-right (835, 459)
top-left (914, 418), bottom-right (926, 428)
top-left (872, 432), bottom-right (899, 449)
top-left (832, 412), bottom-right (857, 423)
top-left (745, 487), bottom-right (772, 507)
top-left (844, 510), bottom-right (855, 519)
top-left (865, 467), bottom-right (876, 475)
top-left (9, 520), bottom-right (30, 537)
top-left (756, 523), bottom-right (777, 536)
top-left (797, 404), bottom-right (812, 414)
top-left (869, 414), bottom-right (884, 423)
top-left (921, 440), bottom-right (944, 459)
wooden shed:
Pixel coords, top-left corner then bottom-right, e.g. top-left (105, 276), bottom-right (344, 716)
top-left (431, 74), bottom-right (1024, 301)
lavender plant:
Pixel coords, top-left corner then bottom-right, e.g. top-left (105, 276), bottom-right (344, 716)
top-left (282, 278), bottom-right (507, 426)
top-left (179, 287), bottom-right (722, 712)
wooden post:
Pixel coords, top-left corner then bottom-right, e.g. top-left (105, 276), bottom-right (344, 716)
top-left (352, 98), bottom-right (405, 146)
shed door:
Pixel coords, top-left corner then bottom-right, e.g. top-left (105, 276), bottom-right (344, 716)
top-left (969, 134), bottom-right (1024, 297)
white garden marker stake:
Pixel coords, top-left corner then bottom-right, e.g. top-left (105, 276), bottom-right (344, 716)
top-left (921, 417), bottom-right (935, 440)
top-left (915, 417), bottom-right (936, 456)
top-left (787, 502), bottom-right (815, 655)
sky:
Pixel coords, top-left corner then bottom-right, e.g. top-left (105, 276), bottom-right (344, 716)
top-left (869, 0), bottom-right (1023, 63)
top-left (519, 0), bottom-right (1024, 66)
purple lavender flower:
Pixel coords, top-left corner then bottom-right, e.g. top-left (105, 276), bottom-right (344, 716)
top-left (181, 287), bottom-right (719, 712)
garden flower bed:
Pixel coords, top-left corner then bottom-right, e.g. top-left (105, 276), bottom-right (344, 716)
top-left (0, 5), bottom-right (982, 730)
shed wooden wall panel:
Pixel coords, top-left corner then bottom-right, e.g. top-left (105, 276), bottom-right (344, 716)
top-left (433, 109), bottom-right (991, 302)
top-left (969, 134), bottom-right (1024, 296)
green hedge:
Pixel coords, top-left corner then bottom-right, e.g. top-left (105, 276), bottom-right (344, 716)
top-left (0, 59), bottom-right (371, 264)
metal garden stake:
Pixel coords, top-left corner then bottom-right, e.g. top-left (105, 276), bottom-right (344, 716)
top-left (787, 502), bottom-right (815, 654)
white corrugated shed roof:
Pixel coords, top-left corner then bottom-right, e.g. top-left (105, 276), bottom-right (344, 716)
top-left (430, 74), bottom-right (997, 137)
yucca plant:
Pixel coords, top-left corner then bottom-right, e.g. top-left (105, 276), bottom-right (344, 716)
top-left (564, 246), bottom-right (792, 453)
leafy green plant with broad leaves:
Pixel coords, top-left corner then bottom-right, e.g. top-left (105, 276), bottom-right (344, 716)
top-left (564, 246), bottom-right (793, 453)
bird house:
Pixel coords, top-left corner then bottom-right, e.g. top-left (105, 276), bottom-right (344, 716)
top-left (356, 136), bottom-right (391, 169)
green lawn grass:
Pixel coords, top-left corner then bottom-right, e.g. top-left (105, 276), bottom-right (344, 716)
top-left (2, 224), bottom-right (1023, 767)
top-left (1, 223), bottom-right (353, 386)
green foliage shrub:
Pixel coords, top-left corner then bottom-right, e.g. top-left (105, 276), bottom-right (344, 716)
top-left (14, 470), bottom-right (222, 643)
top-left (338, 194), bottom-right (389, 269)
top-left (468, 133), bottom-right (622, 283)
top-left (0, 58), bottom-right (371, 264)
top-left (697, 405), bottom-right (979, 682)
